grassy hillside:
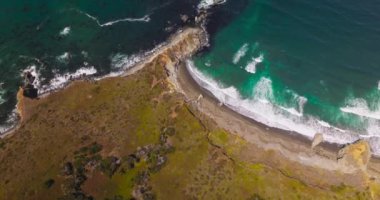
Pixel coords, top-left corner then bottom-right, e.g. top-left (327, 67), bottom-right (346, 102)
top-left (0, 57), bottom-right (378, 199)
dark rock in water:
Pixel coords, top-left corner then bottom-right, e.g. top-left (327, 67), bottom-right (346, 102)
top-left (24, 71), bottom-right (35, 85)
top-left (63, 162), bottom-right (74, 176)
top-left (23, 84), bottom-right (38, 99)
top-left (22, 71), bottom-right (38, 98)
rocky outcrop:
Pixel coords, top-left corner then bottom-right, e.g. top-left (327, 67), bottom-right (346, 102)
top-left (338, 140), bottom-right (371, 171)
top-left (311, 133), bottom-right (323, 149)
top-left (22, 71), bottom-right (38, 99)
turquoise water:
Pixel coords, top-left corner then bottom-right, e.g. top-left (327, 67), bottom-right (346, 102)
top-left (0, 0), bottom-right (199, 132)
top-left (2, 0), bottom-right (380, 153)
top-left (192, 0), bottom-right (380, 150)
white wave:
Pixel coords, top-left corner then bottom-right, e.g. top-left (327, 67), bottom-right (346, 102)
top-left (245, 54), bottom-right (263, 74)
top-left (186, 60), bottom-right (358, 146)
top-left (111, 53), bottom-right (143, 70)
top-left (75, 9), bottom-right (150, 27)
top-left (378, 80), bottom-right (380, 90)
top-left (42, 66), bottom-right (97, 93)
top-left (279, 106), bottom-right (303, 117)
top-left (340, 98), bottom-right (380, 120)
top-left (104, 41), bottom-right (167, 78)
top-left (232, 43), bottom-right (249, 64)
top-left (57, 52), bottom-right (70, 64)
top-left (59, 26), bottom-right (71, 36)
top-left (0, 109), bottom-right (19, 136)
top-left (198, 0), bottom-right (227, 10)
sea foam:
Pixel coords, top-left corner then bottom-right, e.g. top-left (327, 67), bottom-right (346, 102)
top-left (186, 60), bottom-right (361, 147)
top-left (57, 52), bottom-right (70, 64)
top-left (198, 0), bottom-right (227, 10)
top-left (44, 66), bottom-right (97, 93)
top-left (340, 98), bottom-right (380, 120)
top-left (233, 43), bottom-right (249, 64)
top-left (59, 26), bottom-right (71, 36)
top-left (22, 65), bottom-right (42, 88)
top-left (74, 9), bottom-right (150, 27)
top-left (245, 54), bottom-right (263, 74)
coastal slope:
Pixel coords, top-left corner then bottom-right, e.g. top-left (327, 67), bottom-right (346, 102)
top-left (0, 27), bottom-right (380, 200)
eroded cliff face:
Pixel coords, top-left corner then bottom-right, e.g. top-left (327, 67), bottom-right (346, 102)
top-left (338, 140), bottom-right (371, 171)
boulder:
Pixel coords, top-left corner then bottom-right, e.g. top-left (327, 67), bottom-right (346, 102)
top-left (311, 133), bottom-right (323, 149)
top-left (338, 140), bottom-right (371, 171)
top-left (63, 162), bottom-right (74, 176)
top-left (180, 14), bottom-right (189, 23)
top-left (22, 84), bottom-right (38, 99)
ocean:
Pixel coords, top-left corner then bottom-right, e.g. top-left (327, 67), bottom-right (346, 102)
top-left (190, 0), bottom-right (380, 153)
top-left (1, 0), bottom-right (380, 154)
top-left (0, 0), bottom-right (199, 133)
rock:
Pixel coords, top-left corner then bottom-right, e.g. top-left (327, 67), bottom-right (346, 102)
top-left (22, 84), bottom-right (38, 99)
top-left (63, 162), bottom-right (74, 176)
top-left (338, 140), bottom-right (371, 171)
top-left (180, 14), bottom-right (189, 23)
top-left (311, 133), bottom-right (323, 149)
top-left (24, 71), bottom-right (35, 85)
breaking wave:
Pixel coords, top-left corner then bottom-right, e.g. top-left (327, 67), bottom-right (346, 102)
top-left (340, 98), bottom-right (380, 120)
top-left (245, 54), bottom-right (263, 74)
top-left (233, 43), bottom-right (249, 64)
top-left (186, 60), bottom-right (369, 148)
top-left (41, 66), bottom-right (97, 93)
top-left (0, 109), bottom-right (19, 138)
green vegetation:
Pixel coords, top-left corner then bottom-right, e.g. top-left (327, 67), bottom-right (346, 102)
top-left (0, 58), bottom-right (379, 200)
top-left (43, 179), bottom-right (55, 189)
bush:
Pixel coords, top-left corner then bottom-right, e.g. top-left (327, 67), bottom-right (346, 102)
top-left (44, 178), bottom-right (55, 189)
top-left (89, 142), bottom-right (103, 154)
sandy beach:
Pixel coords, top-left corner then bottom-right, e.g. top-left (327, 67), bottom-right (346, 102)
top-left (173, 57), bottom-right (380, 188)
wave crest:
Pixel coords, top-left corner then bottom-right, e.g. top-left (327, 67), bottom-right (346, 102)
top-left (186, 60), bottom-right (360, 146)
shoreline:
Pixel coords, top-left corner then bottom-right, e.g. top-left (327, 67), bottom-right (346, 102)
top-left (174, 60), bottom-right (380, 179)
top-left (4, 23), bottom-right (380, 185)
top-left (0, 26), bottom-right (207, 139)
